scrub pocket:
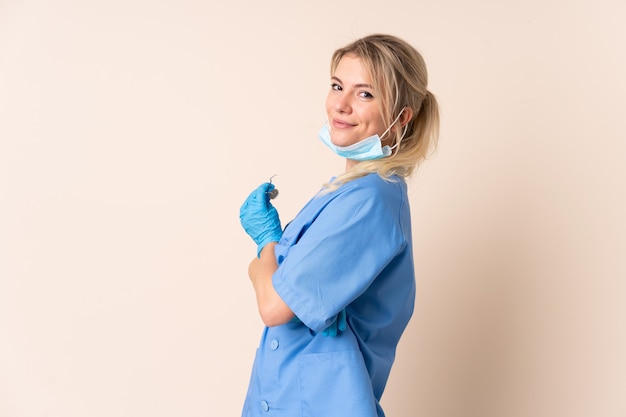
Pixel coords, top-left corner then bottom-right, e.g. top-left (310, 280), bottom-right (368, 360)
top-left (298, 350), bottom-right (378, 417)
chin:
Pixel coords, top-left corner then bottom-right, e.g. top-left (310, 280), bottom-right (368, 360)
top-left (331, 134), bottom-right (357, 147)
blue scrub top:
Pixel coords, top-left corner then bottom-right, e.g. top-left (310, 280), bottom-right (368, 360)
top-left (242, 173), bottom-right (416, 417)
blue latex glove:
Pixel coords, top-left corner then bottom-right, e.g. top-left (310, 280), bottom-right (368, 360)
top-left (239, 182), bottom-right (282, 257)
top-left (322, 309), bottom-right (347, 337)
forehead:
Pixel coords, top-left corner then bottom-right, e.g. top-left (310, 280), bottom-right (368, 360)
top-left (333, 55), bottom-right (373, 85)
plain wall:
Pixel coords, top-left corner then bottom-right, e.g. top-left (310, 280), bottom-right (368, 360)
top-left (1, 1), bottom-right (624, 416)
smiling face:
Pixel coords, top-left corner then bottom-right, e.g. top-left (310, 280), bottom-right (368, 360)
top-left (325, 55), bottom-right (387, 149)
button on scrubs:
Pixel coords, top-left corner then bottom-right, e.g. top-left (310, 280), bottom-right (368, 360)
top-left (242, 173), bottom-right (416, 417)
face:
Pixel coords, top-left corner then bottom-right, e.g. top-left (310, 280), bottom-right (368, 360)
top-left (325, 55), bottom-right (387, 148)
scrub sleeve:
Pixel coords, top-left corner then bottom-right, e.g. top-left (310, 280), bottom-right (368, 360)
top-left (272, 178), bottom-right (406, 332)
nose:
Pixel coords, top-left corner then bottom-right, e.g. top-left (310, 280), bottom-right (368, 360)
top-left (334, 94), bottom-right (351, 114)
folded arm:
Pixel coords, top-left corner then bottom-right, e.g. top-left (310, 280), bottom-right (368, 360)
top-left (248, 242), bottom-right (295, 327)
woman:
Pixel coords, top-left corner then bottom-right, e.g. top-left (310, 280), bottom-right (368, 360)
top-left (239, 34), bottom-right (439, 417)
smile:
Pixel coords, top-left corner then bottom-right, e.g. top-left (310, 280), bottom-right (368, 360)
top-left (332, 119), bottom-right (356, 129)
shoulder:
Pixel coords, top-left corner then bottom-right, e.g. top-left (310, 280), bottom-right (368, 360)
top-left (313, 174), bottom-right (408, 225)
top-left (333, 173), bottom-right (407, 205)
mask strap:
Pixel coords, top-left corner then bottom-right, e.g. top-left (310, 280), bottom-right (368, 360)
top-left (389, 124), bottom-right (409, 153)
top-left (379, 107), bottom-right (406, 140)
top-left (382, 107), bottom-right (408, 154)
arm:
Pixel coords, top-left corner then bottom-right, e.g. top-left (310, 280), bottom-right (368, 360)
top-left (248, 242), bottom-right (295, 327)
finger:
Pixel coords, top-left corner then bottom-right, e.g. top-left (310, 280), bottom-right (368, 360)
top-left (338, 309), bottom-right (347, 331)
top-left (253, 182), bottom-right (273, 203)
top-left (323, 321), bottom-right (337, 337)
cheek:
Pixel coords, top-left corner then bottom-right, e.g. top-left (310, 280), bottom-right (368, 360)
top-left (358, 108), bottom-right (381, 129)
top-left (370, 110), bottom-right (387, 131)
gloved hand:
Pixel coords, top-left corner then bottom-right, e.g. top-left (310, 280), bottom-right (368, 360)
top-left (239, 182), bottom-right (282, 257)
top-left (322, 309), bottom-right (347, 337)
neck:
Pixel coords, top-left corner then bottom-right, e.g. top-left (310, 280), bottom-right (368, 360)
top-left (345, 159), bottom-right (359, 172)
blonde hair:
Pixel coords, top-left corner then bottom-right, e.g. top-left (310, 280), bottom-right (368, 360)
top-left (325, 34), bottom-right (439, 190)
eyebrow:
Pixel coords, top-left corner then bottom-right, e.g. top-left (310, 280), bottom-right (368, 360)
top-left (331, 76), bottom-right (374, 90)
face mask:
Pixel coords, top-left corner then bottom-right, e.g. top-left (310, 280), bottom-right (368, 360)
top-left (318, 108), bottom-right (406, 161)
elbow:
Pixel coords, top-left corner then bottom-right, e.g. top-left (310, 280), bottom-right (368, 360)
top-left (258, 302), bottom-right (294, 327)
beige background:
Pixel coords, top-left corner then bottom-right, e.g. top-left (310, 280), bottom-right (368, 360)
top-left (1, 0), bottom-right (625, 416)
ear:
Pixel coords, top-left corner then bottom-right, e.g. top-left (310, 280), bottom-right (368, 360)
top-left (399, 107), bottom-right (413, 127)
top-left (391, 107), bottom-right (413, 133)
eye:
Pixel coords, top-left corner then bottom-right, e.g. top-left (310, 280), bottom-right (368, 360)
top-left (358, 91), bottom-right (374, 99)
top-left (331, 83), bottom-right (342, 91)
